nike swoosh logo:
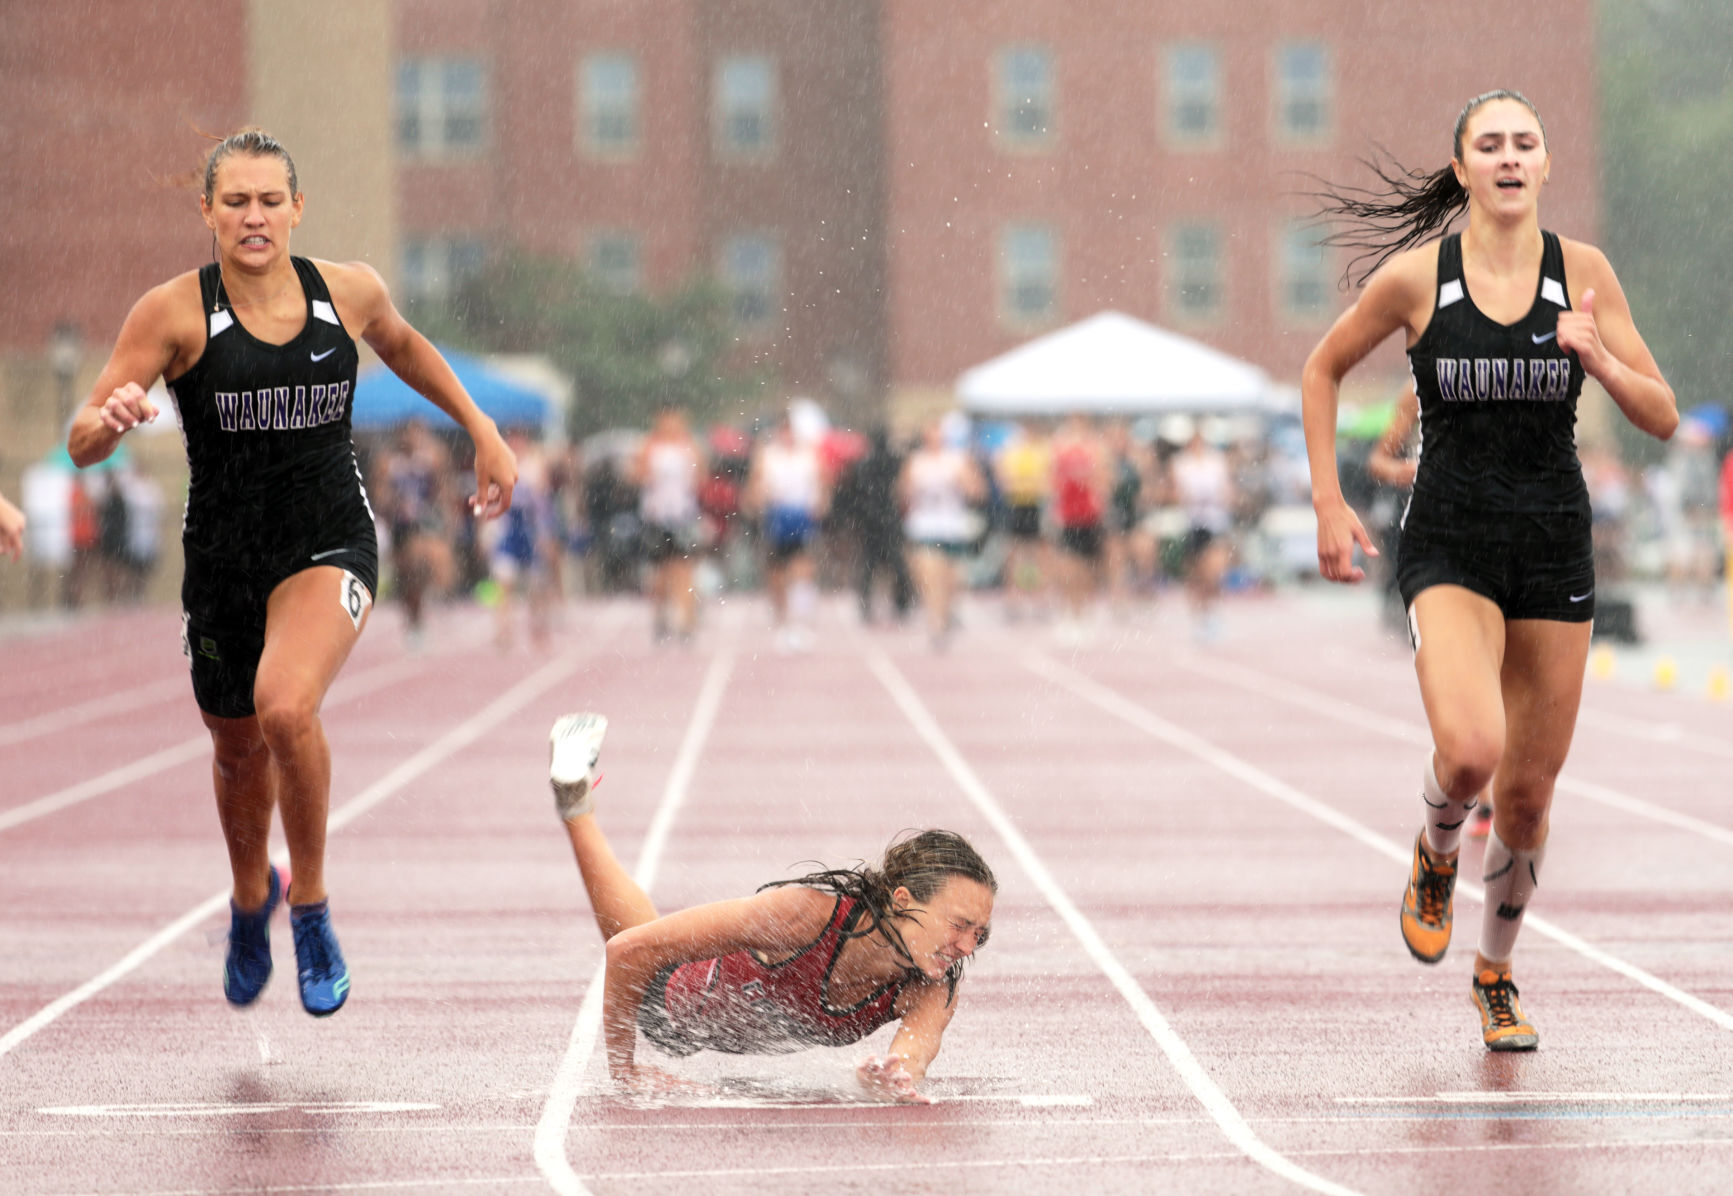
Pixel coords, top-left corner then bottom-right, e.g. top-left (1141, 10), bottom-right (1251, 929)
top-left (1569, 591), bottom-right (1592, 602)
top-left (311, 548), bottom-right (347, 561)
top-left (1531, 331), bottom-right (1557, 344)
top-left (311, 348), bottom-right (336, 362)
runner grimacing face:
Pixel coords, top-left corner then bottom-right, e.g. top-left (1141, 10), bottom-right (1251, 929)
top-left (893, 877), bottom-right (994, 981)
top-left (200, 155), bottom-right (303, 273)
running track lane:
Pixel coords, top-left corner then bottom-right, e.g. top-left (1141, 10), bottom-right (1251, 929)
top-left (3, 595), bottom-right (1731, 1194)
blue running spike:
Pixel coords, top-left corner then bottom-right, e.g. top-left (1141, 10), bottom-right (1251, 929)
top-left (290, 902), bottom-right (350, 1017)
top-left (224, 865), bottom-right (283, 1007)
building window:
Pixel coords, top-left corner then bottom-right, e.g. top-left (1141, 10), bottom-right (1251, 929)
top-left (1164, 43), bottom-right (1221, 148)
top-left (1168, 222), bottom-right (1223, 321)
top-left (588, 230), bottom-right (642, 294)
top-left (714, 55), bottom-right (777, 159)
top-left (1277, 223), bottom-right (1331, 322)
top-left (402, 237), bottom-right (486, 304)
top-left (578, 53), bottom-right (640, 157)
top-left (995, 45), bottom-right (1055, 148)
top-left (999, 223), bottom-right (1058, 326)
top-left (1274, 43), bottom-right (1332, 144)
top-left (719, 233), bottom-right (781, 331)
top-left (397, 57), bottom-right (488, 158)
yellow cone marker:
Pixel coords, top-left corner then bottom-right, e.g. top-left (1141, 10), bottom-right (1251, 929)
top-left (1709, 666), bottom-right (1730, 702)
top-left (1653, 656), bottom-right (1678, 691)
top-left (1589, 645), bottom-right (1616, 681)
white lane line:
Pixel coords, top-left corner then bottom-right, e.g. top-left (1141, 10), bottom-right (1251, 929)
top-left (39, 1101), bottom-right (439, 1117)
top-left (110, 1132), bottom-right (1728, 1193)
top-left (1290, 1137), bottom-right (1733, 1160)
top-left (121, 1135), bottom-right (1718, 1192)
top-left (0, 677), bottom-right (185, 748)
top-left (1578, 708), bottom-right (1733, 761)
top-left (572, 1134), bottom-right (1733, 1182)
top-left (1338, 1091), bottom-right (1733, 1105)
top-left (0, 633), bottom-right (612, 1064)
top-left (1178, 655), bottom-right (1733, 850)
top-left (1029, 654), bottom-right (1733, 1034)
top-left (55, 1177), bottom-right (546, 1195)
top-left (581, 1154), bottom-right (1238, 1182)
top-left (679, 1092), bottom-right (1094, 1109)
top-left (0, 641), bottom-right (472, 837)
top-left (534, 649), bottom-right (735, 1196)
top-left (0, 738), bottom-right (211, 834)
top-left (869, 652), bottom-right (1362, 1196)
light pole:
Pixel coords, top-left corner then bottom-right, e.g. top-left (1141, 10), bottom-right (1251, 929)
top-left (50, 321), bottom-right (81, 431)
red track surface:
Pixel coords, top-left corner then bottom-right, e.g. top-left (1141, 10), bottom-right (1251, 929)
top-left (3, 591), bottom-right (1732, 1195)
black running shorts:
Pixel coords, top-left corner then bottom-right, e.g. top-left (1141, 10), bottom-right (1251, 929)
top-left (642, 520), bottom-right (700, 564)
top-left (1005, 503), bottom-right (1042, 541)
top-left (1058, 522), bottom-right (1103, 561)
top-left (1396, 507), bottom-right (1594, 624)
top-left (182, 530), bottom-right (378, 719)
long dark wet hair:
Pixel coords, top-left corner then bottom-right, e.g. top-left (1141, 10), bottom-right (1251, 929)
top-left (1310, 89), bottom-right (1547, 287)
top-left (761, 829), bottom-right (997, 1003)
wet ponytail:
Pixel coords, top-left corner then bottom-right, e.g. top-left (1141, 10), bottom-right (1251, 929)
top-left (762, 829), bottom-right (997, 1001)
top-left (1310, 152), bottom-right (1466, 288)
top-left (1311, 89), bottom-right (1546, 287)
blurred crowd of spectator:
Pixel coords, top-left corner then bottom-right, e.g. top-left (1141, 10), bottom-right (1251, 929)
top-left (343, 402), bottom-right (1330, 648)
top-left (10, 456), bottom-right (162, 609)
top-left (8, 399), bottom-right (1732, 649)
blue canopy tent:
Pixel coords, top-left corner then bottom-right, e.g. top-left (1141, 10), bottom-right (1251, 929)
top-left (352, 348), bottom-right (550, 432)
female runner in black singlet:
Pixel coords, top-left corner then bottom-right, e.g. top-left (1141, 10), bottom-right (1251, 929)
top-left (67, 129), bottom-right (518, 1017)
top-left (1301, 91), bottom-right (1676, 1051)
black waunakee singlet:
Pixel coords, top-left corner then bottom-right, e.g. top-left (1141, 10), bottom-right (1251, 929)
top-left (1405, 231), bottom-right (1589, 529)
top-left (166, 257), bottom-right (373, 562)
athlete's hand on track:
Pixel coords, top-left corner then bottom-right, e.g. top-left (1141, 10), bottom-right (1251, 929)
top-left (97, 382), bottom-right (159, 435)
top-left (1314, 497), bottom-right (1377, 584)
top-left (1555, 288), bottom-right (1610, 381)
top-left (469, 427), bottom-right (517, 520)
top-left (856, 1055), bottom-right (932, 1104)
top-left (617, 1064), bottom-right (709, 1099)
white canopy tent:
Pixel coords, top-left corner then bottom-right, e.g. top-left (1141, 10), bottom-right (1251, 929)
top-left (956, 310), bottom-right (1286, 417)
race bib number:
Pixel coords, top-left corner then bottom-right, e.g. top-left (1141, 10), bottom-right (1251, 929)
top-left (340, 569), bottom-right (373, 631)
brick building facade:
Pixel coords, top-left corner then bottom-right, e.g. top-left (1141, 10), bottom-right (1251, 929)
top-left (880, 0), bottom-right (1599, 405)
top-left (395, 0), bottom-right (889, 416)
top-left (3, 2), bottom-right (1598, 414)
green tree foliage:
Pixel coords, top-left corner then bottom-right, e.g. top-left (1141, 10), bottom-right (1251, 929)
top-left (1600, 0), bottom-right (1733, 435)
top-left (413, 251), bottom-right (762, 438)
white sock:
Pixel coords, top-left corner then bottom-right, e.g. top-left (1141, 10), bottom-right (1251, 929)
top-left (1420, 755), bottom-right (1478, 857)
top-left (1478, 828), bottom-right (1545, 965)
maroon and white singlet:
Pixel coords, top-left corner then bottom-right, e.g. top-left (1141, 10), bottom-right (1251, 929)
top-left (639, 895), bottom-right (911, 1056)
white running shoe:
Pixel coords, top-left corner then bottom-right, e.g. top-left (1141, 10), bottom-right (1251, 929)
top-left (549, 713), bottom-right (608, 821)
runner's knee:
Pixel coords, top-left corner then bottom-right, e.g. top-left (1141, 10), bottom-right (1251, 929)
top-left (253, 687), bottom-right (320, 752)
top-left (1433, 727), bottom-right (1502, 798)
top-left (1490, 771), bottom-right (1555, 842)
top-left (208, 722), bottom-right (269, 779)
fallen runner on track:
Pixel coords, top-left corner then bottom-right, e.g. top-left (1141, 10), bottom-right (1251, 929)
top-left (547, 713), bottom-right (996, 1104)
